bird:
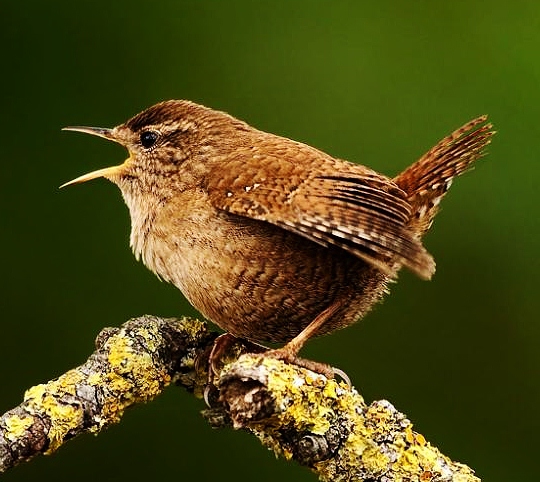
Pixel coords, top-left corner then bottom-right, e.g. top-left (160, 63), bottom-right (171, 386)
top-left (62, 100), bottom-right (493, 373)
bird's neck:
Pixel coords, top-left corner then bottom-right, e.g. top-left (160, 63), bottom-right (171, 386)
top-left (130, 201), bottom-right (158, 263)
top-left (114, 181), bottom-right (162, 263)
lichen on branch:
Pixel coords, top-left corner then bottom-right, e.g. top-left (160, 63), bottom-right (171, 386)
top-left (215, 354), bottom-right (479, 482)
top-left (0, 316), bottom-right (480, 481)
top-left (0, 316), bottom-right (214, 472)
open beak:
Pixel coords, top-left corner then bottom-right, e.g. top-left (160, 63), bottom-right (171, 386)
top-left (60, 126), bottom-right (127, 188)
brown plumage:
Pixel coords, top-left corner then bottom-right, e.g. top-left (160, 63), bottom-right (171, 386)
top-left (62, 101), bottom-right (494, 356)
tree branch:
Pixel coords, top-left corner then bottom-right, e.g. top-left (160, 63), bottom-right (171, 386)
top-left (0, 316), bottom-right (479, 481)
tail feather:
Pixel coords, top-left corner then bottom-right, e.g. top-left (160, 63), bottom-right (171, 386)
top-left (395, 116), bottom-right (494, 237)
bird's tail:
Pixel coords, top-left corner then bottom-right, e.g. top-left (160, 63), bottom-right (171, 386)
top-left (394, 115), bottom-right (494, 237)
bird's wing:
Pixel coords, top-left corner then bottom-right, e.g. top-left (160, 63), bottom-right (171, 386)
top-left (205, 143), bottom-right (434, 279)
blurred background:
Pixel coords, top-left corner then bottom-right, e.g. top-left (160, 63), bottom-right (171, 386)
top-left (1, 1), bottom-right (538, 480)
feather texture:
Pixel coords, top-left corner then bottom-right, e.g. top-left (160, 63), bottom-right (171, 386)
top-left (65, 99), bottom-right (495, 344)
top-left (395, 116), bottom-right (494, 236)
top-left (205, 138), bottom-right (435, 279)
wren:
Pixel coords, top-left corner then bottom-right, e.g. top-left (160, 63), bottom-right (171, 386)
top-left (62, 100), bottom-right (493, 365)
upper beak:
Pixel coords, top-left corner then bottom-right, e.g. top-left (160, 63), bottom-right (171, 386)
top-left (60, 126), bottom-right (127, 188)
top-left (62, 126), bottom-right (116, 140)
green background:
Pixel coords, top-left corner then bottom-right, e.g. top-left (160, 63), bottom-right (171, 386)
top-left (2, 1), bottom-right (538, 480)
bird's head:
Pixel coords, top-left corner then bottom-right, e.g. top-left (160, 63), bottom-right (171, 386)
top-left (61, 100), bottom-right (250, 197)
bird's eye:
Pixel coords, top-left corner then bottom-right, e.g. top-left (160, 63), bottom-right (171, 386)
top-left (140, 130), bottom-right (159, 149)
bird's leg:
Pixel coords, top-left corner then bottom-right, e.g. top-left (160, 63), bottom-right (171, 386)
top-left (265, 299), bottom-right (349, 382)
top-left (207, 333), bottom-right (237, 378)
top-left (205, 300), bottom-right (348, 406)
top-left (208, 333), bottom-right (267, 377)
top-left (204, 333), bottom-right (266, 406)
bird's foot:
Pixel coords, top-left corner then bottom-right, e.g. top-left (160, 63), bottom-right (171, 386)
top-left (203, 333), bottom-right (266, 407)
top-left (202, 323), bottom-right (352, 407)
top-left (263, 347), bottom-right (351, 386)
top-left (260, 300), bottom-right (351, 384)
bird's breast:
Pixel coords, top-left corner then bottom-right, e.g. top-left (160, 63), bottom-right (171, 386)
top-left (127, 190), bottom-right (386, 343)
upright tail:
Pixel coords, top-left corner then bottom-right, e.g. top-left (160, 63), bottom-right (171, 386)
top-left (395, 116), bottom-right (494, 237)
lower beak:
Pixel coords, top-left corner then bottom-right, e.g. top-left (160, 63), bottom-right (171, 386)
top-left (59, 165), bottom-right (125, 188)
top-left (61, 126), bottom-right (127, 188)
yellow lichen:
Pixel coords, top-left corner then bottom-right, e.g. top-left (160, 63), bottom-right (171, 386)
top-left (415, 432), bottom-right (427, 446)
top-left (405, 426), bottom-right (415, 444)
top-left (105, 370), bottom-right (133, 394)
top-left (362, 446), bottom-right (390, 473)
top-left (23, 383), bottom-right (47, 403)
top-left (87, 373), bottom-right (103, 386)
top-left (95, 329), bottom-right (171, 425)
top-left (261, 357), bottom-right (335, 435)
top-left (138, 327), bottom-right (158, 352)
top-left (220, 352), bottom-right (479, 482)
top-left (106, 332), bottom-right (168, 396)
top-left (107, 335), bottom-right (134, 368)
top-left (178, 317), bottom-right (207, 340)
top-left (23, 372), bottom-right (85, 454)
top-left (16, 327), bottom-right (174, 454)
top-left (45, 402), bottom-right (83, 453)
top-left (4, 415), bottom-right (33, 442)
top-left (344, 431), bottom-right (369, 456)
